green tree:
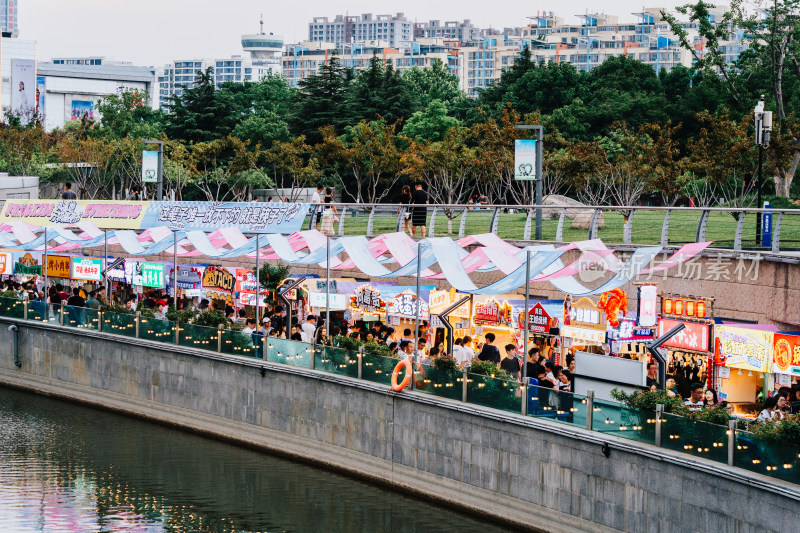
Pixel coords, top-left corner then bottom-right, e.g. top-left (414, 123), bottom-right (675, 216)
top-left (347, 54), bottom-right (413, 123)
top-left (402, 58), bottom-right (464, 111)
top-left (402, 99), bottom-right (460, 142)
top-left (292, 54), bottom-right (352, 143)
top-left (166, 67), bottom-right (237, 143)
top-left (233, 109), bottom-right (291, 148)
top-left (95, 90), bottom-right (164, 139)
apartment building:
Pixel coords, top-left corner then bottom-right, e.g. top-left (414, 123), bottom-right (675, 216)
top-left (308, 13), bottom-right (413, 48)
top-left (290, 5), bottom-right (747, 97)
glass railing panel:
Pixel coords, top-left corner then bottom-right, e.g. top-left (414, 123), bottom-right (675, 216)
top-left (361, 353), bottom-right (398, 386)
top-left (591, 398), bottom-right (656, 444)
top-left (412, 363), bottom-right (462, 401)
top-left (101, 311), bottom-right (137, 338)
top-left (25, 301), bottom-right (49, 322)
top-left (660, 413), bottom-right (728, 464)
top-left (734, 429), bottom-right (800, 484)
top-left (0, 296), bottom-right (24, 318)
top-left (220, 329), bottom-right (261, 358)
top-left (466, 373), bottom-right (521, 413)
top-left (314, 346), bottom-right (359, 378)
top-left (266, 337), bottom-right (312, 368)
top-left (525, 384), bottom-right (588, 428)
top-left (139, 317), bottom-right (176, 343)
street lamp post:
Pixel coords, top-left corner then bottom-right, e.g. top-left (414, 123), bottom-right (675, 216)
top-left (754, 96), bottom-right (773, 244)
top-left (514, 125), bottom-right (544, 240)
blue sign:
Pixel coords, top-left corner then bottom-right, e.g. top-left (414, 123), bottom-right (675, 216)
top-left (140, 201), bottom-right (309, 234)
top-left (762, 203), bottom-right (773, 247)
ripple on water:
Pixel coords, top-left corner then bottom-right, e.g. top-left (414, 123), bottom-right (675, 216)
top-left (0, 387), bottom-right (516, 532)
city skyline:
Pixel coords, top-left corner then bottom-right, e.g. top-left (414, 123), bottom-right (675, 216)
top-left (21, 0), bottom-right (690, 67)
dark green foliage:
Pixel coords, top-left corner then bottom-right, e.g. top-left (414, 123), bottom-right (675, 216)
top-left (166, 67), bottom-right (238, 143)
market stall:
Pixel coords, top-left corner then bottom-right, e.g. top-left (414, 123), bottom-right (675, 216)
top-left (560, 296), bottom-right (608, 359)
top-left (713, 324), bottom-right (775, 417)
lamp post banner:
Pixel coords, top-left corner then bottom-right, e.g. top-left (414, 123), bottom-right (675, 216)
top-left (514, 139), bottom-right (537, 181)
top-left (0, 200), bottom-right (310, 234)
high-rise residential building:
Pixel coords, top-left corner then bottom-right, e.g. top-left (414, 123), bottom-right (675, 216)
top-left (157, 56), bottom-right (259, 107)
top-left (308, 13), bottom-right (413, 48)
top-left (283, 38), bottom-right (459, 88)
top-left (1, 0), bottom-right (19, 37)
top-left (293, 6), bottom-right (748, 97)
top-left (241, 15), bottom-right (284, 76)
top-left (414, 19), bottom-right (481, 44)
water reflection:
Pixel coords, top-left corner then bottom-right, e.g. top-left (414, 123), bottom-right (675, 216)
top-left (0, 387), bottom-right (512, 532)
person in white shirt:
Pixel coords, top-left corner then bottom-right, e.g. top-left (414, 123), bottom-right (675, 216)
top-left (452, 338), bottom-right (465, 366)
top-left (415, 338), bottom-right (428, 362)
top-left (460, 336), bottom-right (475, 367)
top-left (310, 185), bottom-right (323, 229)
top-left (241, 318), bottom-right (257, 335)
top-left (301, 315), bottom-right (317, 343)
top-left (757, 396), bottom-right (779, 422)
top-left (684, 383), bottom-right (705, 412)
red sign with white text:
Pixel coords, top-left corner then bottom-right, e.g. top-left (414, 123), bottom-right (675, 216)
top-left (657, 318), bottom-right (712, 353)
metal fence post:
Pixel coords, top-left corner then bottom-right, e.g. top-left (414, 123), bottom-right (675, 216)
top-left (217, 324), bottom-right (223, 352)
top-left (772, 212), bottom-right (783, 253)
top-left (660, 210), bottom-right (671, 246)
top-left (623, 211), bottom-right (635, 245)
top-left (310, 342), bottom-right (316, 370)
top-left (97, 310), bottom-right (102, 332)
top-left (174, 321), bottom-right (180, 345)
top-left (462, 369), bottom-right (468, 402)
top-left (458, 209), bottom-right (467, 239)
top-left (337, 207), bottom-right (347, 236)
top-left (586, 390), bottom-right (594, 431)
top-left (589, 209), bottom-right (601, 240)
top-left (60, 302), bottom-right (65, 326)
top-left (23, 299), bottom-right (28, 321)
top-left (429, 207), bottom-right (437, 237)
top-left (366, 208), bottom-right (375, 237)
top-left (357, 347), bottom-right (363, 380)
top-left (728, 418), bottom-right (737, 466)
top-left (490, 208), bottom-right (500, 234)
top-left (655, 404), bottom-right (664, 447)
top-left (135, 311), bottom-right (140, 338)
top-left (696, 210), bottom-right (710, 242)
top-left (396, 207), bottom-right (406, 232)
top-left (263, 336), bottom-right (268, 361)
top-left (556, 209), bottom-right (566, 242)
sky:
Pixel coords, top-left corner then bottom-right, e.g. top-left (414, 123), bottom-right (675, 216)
top-left (20, 0), bottom-right (688, 67)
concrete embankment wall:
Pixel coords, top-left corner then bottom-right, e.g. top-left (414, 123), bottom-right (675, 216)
top-left (0, 319), bottom-right (798, 533)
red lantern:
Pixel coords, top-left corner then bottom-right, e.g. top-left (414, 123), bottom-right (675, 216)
top-left (674, 299), bottom-right (684, 316)
top-left (663, 298), bottom-right (673, 315)
top-left (696, 302), bottom-right (706, 318)
top-left (686, 300), bottom-right (696, 317)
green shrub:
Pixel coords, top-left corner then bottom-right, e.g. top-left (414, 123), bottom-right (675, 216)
top-left (611, 388), bottom-right (688, 415)
top-left (433, 354), bottom-right (458, 371)
top-left (468, 359), bottom-right (512, 381)
top-left (749, 415), bottom-right (800, 445)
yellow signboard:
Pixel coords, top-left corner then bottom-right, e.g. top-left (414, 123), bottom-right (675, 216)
top-left (46, 255), bottom-right (72, 278)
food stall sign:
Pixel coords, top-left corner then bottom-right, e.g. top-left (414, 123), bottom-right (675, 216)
top-left (474, 298), bottom-right (513, 326)
top-left (637, 285), bottom-right (658, 327)
top-left (0, 252), bottom-right (12, 275)
top-left (657, 318), bottom-right (712, 353)
top-left (202, 266), bottom-right (235, 293)
top-left (388, 288), bottom-right (429, 320)
top-left (714, 325), bottom-right (773, 372)
top-left (609, 318), bottom-right (656, 341)
top-left (353, 285), bottom-right (385, 314)
top-left (561, 325), bottom-right (607, 344)
top-left (309, 292), bottom-right (348, 310)
top-left (45, 255), bottom-right (72, 279)
top-left (70, 257), bottom-right (103, 281)
top-left (141, 262), bottom-right (165, 289)
top-left (519, 303), bottom-right (556, 333)
top-left (429, 288), bottom-right (470, 318)
top-left (564, 297), bottom-right (607, 331)
top-left (773, 334), bottom-right (800, 375)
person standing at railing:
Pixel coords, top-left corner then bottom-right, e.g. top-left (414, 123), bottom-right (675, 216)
top-left (410, 182), bottom-right (428, 238)
top-left (320, 188), bottom-right (338, 236)
top-left (500, 344), bottom-right (521, 380)
top-left (399, 185), bottom-right (412, 235)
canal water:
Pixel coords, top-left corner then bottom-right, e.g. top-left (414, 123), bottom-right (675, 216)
top-left (0, 387), bottom-right (514, 532)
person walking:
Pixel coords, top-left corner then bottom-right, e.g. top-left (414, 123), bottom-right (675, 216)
top-left (320, 187), bottom-right (338, 236)
top-left (311, 185), bottom-right (323, 230)
top-left (128, 187), bottom-right (142, 201)
top-left (411, 182), bottom-right (428, 237)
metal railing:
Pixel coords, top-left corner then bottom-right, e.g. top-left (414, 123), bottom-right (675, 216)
top-left (2, 295), bottom-right (798, 485)
top-left (315, 203), bottom-right (800, 252)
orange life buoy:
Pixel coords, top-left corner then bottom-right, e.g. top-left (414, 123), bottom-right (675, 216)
top-left (391, 358), bottom-right (413, 391)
